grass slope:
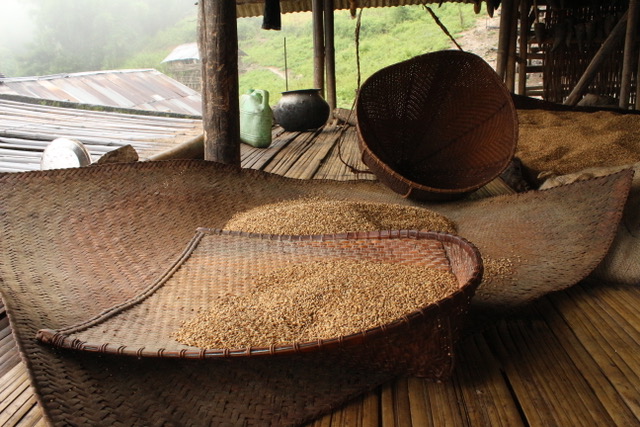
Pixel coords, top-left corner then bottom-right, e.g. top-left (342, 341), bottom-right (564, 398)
top-left (238, 4), bottom-right (482, 108)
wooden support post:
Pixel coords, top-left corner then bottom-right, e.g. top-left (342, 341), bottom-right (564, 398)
top-left (506, 0), bottom-right (520, 92)
top-left (313, 0), bottom-right (325, 95)
top-left (497, 0), bottom-right (515, 80)
top-left (637, 34), bottom-right (640, 109)
top-left (324, 0), bottom-right (337, 111)
top-left (198, 0), bottom-right (241, 165)
top-left (564, 10), bottom-right (629, 106)
top-left (518, 0), bottom-right (530, 95)
top-left (620, 0), bottom-right (639, 109)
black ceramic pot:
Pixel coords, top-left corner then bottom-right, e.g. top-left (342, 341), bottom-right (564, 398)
top-left (273, 89), bottom-right (331, 131)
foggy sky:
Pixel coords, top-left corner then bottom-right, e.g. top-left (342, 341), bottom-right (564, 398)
top-left (0, 0), bottom-right (35, 49)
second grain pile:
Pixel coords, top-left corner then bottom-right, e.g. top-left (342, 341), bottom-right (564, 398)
top-left (224, 198), bottom-right (457, 235)
top-left (174, 199), bottom-right (462, 349)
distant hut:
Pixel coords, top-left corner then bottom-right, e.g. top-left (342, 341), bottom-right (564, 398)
top-left (162, 42), bottom-right (246, 92)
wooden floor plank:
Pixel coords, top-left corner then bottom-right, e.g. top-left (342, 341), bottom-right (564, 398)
top-left (420, 379), bottom-right (465, 427)
top-left (10, 402), bottom-right (45, 427)
top-left (578, 283), bottom-right (640, 343)
top-left (546, 284), bottom-right (640, 419)
top-left (331, 397), bottom-right (361, 427)
top-left (514, 318), bottom-right (616, 426)
top-left (0, 347), bottom-right (21, 379)
top-left (0, 332), bottom-right (15, 351)
top-left (0, 369), bottom-right (31, 416)
top-left (380, 383), bottom-right (397, 427)
top-left (1, 394), bottom-right (38, 427)
top-left (405, 377), bottom-right (432, 426)
top-left (314, 127), bottom-right (373, 181)
top-left (285, 127), bottom-right (343, 180)
top-left (484, 313), bottom-right (620, 426)
top-left (535, 294), bottom-right (640, 425)
top-left (0, 365), bottom-right (28, 403)
top-left (453, 334), bottom-right (525, 427)
top-left (598, 283), bottom-right (640, 319)
top-left (308, 410), bottom-right (332, 427)
top-left (391, 378), bottom-right (413, 427)
top-left (0, 329), bottom-right (17, 356)
top-left (240, 127), bottom-right (294, 171)
top-left (361, 390), bottom-right (380, 427)
top-left (0, 323), bottom-right (12, 342)
top-left (262, 131), bottom-right (320, 178)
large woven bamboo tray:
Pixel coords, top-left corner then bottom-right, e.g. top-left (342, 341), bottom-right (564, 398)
top-left (0, 161), bottom-right (631, 426)
top-left (37, 229), bottom-right (482, 380)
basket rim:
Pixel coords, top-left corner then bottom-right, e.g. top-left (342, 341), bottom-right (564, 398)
top-left (355, 50), bottom-right (519, 196)
top-left (36, 228), bottom-right (483, 359)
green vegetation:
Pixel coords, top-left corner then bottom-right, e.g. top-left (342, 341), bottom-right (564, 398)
top-left (238, 5), bottom-right (480, 107)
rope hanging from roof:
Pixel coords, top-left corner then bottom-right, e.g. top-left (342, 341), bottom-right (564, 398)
top-left (336, 4), bottom-right (373, 175)
top-left (423, 5), bottom-right (463, 51)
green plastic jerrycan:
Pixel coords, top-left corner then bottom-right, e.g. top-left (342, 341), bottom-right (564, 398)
top-left (240, 89), bottom-right (273, 148)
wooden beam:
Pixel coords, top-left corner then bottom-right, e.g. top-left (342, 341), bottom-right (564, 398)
top-left (620, 0), bottom-right (639, 109)
top-left (148, 135), bottom-right (204, 161)
top-left (198, 0), bottom-right (241, 165)
top-left (497, 0), bottom-right (516, 80)
top-left (313, 0), bottom-right (325, 94)
top-left (506, 0), bottom-right (520, 92)
top-left (564, 10), bottom-right (629, 106)
top-left (637, 32), bottom-right (640, 109)
top-left (324, 0), bottom-right (337, 110)
top-left (517, 0), bottom-right (530, 95)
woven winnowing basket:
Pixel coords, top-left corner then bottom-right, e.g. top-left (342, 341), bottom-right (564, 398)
top-left (356, 50), bottom-right (518, 201)
top-left (37, 229), bottom-right (482, 380)
top-left (0, 160), bottom-right (631, 426)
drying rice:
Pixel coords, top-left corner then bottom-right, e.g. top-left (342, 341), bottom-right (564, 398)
top-left (480, 256), bottom-right (518, 290)
top-left (517, 109), bottom-right (640, 177)
top-left (175, 259), bottom-right (459, 349)
top-left (176, 199), bottom-right (466, 349)
top-left (223, 198), bottom-right (457, 235)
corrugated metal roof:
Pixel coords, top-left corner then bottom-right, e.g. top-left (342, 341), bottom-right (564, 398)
top-left (0, 69), bottom-right (203, 116)
top-left (0, 98), bottom-right (202, 173)
top-left (162, 43), bottom-right (200, 63)
top-left (236, 0), bottom-right (491, 18)
top-left (162, 43), bottom-right (246, 64)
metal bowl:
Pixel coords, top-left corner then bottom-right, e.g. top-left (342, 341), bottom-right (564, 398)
top-left (41, 138), bottom-right (92, 170)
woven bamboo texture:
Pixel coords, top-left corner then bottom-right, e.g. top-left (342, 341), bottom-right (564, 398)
top-left (356, 50), bottom-right (518, 201)
top-left (539, 162), bottom-right (640, 286)
top-left (0, 160), bottom-right (631, 426)
top-left (37, 229), bottom-right (481, 380)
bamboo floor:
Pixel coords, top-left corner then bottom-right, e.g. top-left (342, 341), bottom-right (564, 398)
top-left (1, 122), bottom-right (639, 426)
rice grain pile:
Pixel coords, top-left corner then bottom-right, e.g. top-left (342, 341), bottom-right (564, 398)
top-left (517, 109), bottom-right (640, 177)
top-left (479, 256), bottom-right (518, 291)
top-left (175, 259), bottom-right (459, 349)
top-left (223, 198), bottom-right (457, 235)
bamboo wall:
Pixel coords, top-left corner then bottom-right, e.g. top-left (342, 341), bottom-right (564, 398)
top-left (540, 3), bottom-right (631, 104)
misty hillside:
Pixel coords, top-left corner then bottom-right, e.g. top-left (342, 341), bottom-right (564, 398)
top-left (0, 0), bottom-right (198, 77)
top-left (1, 1), bottom-right (484, 108)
